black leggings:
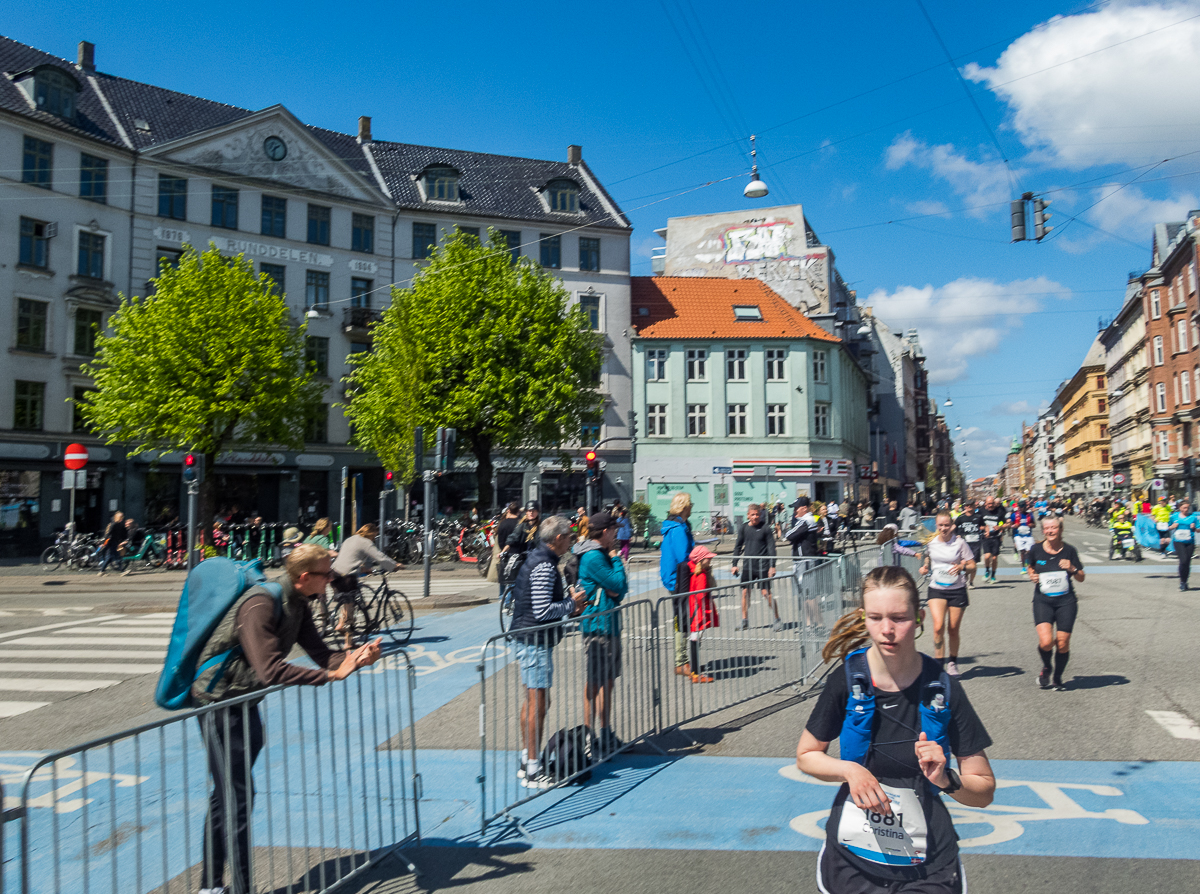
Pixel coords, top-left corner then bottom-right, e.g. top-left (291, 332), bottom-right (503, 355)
top-left (1177, 540), bottom-right (1194, 584)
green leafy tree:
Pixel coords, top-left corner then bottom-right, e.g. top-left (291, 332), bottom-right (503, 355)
top-left (81, 243), bottom-right (323, 531)
top-left (346, 230), bottom-right (603, 511)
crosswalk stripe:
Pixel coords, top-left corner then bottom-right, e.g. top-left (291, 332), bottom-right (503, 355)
top-left (0, 649), bottom-right (164, 658)
top-left (0, 679), bottom-right (121, 692)
top-left (0, 614), bottom-right (125, 642)
top-left (0, 701), bottom-right (50, 718)
top-left (49, 628), bottom-right (170, 638)
top-left (0, 662), bottom-right (163, 674)
top-left (97, 619), bottom-right (176, 627)
top-left (8, 636), bottom-right (169, 647)
top-left (1147, 710), bottom-right (1200, 739)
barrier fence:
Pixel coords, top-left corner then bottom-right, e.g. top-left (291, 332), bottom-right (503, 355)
top-left (2, 650), bottom-right (421, 894)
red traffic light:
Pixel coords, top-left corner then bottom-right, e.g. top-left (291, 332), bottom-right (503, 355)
top-left (384, 471), bottom-right (394, 481)
top-left (584, 450), bottom-right (597, 463)
top-left (184, 454), bottom-right (196, 467)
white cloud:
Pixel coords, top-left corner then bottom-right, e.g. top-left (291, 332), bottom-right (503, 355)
top-left (885, 133), bottom-right (1012, 216)
top-left (990, 400), bottom-right (1036, 416)
top-left (1047, 183), bottom-right (1200, 251)
top-left (956, 427), bottom-right (1014, 474)
top-left (906, 199), bottom-right (951, 218)
top-left (965, 2), bottom-right (1200, 168)
top-left (865, 277), bottom-right (1070, 384)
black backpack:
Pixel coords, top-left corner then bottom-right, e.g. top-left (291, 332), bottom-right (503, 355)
top-left (540, 725), bottom-right (594, 783)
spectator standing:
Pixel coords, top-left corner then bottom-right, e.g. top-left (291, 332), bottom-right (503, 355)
top-left (97, 510), bottom-right (126, 576)
top-left (685, 545), bottom-right (719, 683)
top-left (732, 503), bottom-right (781, 631)
top-left (510, 516), bottom-right (587, 787)
top-left (882, 500), bottom-right (900, 527)
top-left (898, 500), bottom-right (920, 530)
top-left (826, 499), bottom-right (841, 539)
top-left (615, 507), bottom-right (633, 559)
top-left (501, 501), bottom-right (542, 582)
top-left (576, 510), bottom-right (629, 755)
top-left (659, 492), bottom-right (696, 675)
top-left (860, 501), bottom-right (876, 528)
top-left (786, 498), bottom-right (820, 557)
top-left (494, 501), bottom-right (522, 597)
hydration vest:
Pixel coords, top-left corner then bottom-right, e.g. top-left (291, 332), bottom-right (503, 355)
top-left (839, 647), bottom-right (953, 781)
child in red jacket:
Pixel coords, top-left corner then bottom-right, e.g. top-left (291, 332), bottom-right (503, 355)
top-left (687, 545), bottom-right (719, 683)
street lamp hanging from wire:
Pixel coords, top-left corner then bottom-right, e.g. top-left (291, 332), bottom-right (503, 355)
top-left (744, 134), bottom-right (768, 199)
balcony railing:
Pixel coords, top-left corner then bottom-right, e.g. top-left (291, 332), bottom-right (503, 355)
top-left (343, 306), bottom-right (383, 332)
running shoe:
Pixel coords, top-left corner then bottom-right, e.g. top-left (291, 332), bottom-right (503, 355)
top-left (1052, 679), bottom-right (1067, 692)
top-left (771, 619), bottom-right (785, 632)
top-left (945, 660), bottom-right (960, 677)
top-left (739, 618), bottom-right (749, 630)
top-left (690, 672), bottom-right (715, 683)
top-left (520, 772), bottom-right (555, 790)
top-left (1038, 668), bottom-right (1051, 690)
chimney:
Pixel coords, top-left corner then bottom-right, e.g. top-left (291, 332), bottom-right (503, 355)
top-left (568, 144), bottom-right (582, 165)
top-left (358, 116), bottom-right (372, 144)
top-left (78, 41), bottom-right (95, 73)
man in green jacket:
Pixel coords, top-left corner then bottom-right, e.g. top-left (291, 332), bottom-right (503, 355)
top-left (577, 510), bottom-right (629, 755)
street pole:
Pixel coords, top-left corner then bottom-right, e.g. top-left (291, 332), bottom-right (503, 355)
top-left (378, 490), bottom-right (387, 550)
top-left (423, 469), bottom-right (435, 601)
top-left (186, 479), bottom-right (199, 571)
top-left (339, 466), bottom-right (347, 543)
top-left (67, 484), bottom-right (76, 537)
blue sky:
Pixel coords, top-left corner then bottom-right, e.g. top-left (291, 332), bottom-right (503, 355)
top-left (10, 1), bottom-right (1200, 475)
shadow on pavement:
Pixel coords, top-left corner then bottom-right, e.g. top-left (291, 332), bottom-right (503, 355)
top-left (957, 665), bottom-right (1025, 681)
top-left (1063, 674), bottom-right (1130, 690)
top-left (704, 654), bottom-right (772, 680)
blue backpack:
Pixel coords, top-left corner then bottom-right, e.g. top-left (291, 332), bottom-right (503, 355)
top-left (154, 557), bottom-right (282, 710)
top-left (839, 647), bottom-right (952, 780)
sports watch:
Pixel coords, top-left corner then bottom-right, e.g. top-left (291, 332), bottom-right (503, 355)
top-left (938, 768), bottom-right (962, 794)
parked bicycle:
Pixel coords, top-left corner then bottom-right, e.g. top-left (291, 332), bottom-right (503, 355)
top-left (321, 569), bottom-right (414, 649)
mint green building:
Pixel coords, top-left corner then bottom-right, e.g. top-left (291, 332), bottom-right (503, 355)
top-left (630, 277), bottom-right (870, 525)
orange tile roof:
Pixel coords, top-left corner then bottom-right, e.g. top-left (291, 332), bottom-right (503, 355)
top-left (630, 277), bottom-right (840, 342)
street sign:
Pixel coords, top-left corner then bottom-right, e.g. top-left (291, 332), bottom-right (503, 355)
top-left (1112, 472), bottom-right (1127, 486)
top-left (712, 466), bottom-right (732, 475)
top-left (61, 470), bottom-right (86, 490)
top-left (64, 443), bottom-right (88, 470)
top-left (1152, 478), bottom-right (1165, 490)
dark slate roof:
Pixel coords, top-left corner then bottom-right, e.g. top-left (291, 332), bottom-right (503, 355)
top-left (0, 35), bottom-right (629, 228)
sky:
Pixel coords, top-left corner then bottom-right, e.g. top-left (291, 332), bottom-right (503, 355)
top-left (10, 0), bottom-right (1200, 478)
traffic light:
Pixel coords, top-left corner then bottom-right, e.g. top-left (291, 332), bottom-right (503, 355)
top-left (1034, 198), bottom-right (1052, 240)
top-left (1010, 198), bottom-right (1027, 242)
top-left (383, 470), bottom-right (395, 492)
top-left (585, 449), bottom-right (599, 481)
top-left (183, 453), bottom-right (202, 484)
top-left (434, 427), bottom-right (457, 472)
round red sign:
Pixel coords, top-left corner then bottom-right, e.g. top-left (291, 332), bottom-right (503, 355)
top-left (64, 443), bottom-right (89, 470)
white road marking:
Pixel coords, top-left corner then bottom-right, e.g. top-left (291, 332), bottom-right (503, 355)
top-left (1078, 553), bottom-right (1103, 564)
top-left (0, 662), bottom-right (162, 674)
top-left (1146, 710), bottom-right (1200, 739)
top-left (48, 628), bottom-right (169, 638)
top-left (97, 619), bottom-right (175, 627)
top-left (0, 679), bottom-right (120, 693)
top-left (8, 636), bottom-right (168, 647)
top-left (0, 701), bottom-right (50, 717)
top-left (0, 649), bottom-right (164, 659)
top-left (0, 614), bottom-right (125, 642)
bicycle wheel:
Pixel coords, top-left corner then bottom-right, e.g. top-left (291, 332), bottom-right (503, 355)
top-left (476, 545), bottom-right (492, 578)
top-left (499, 583), bottom-right (515, 633)
top-left (40, 545), bottom-right (63, 571)
top-left (376, 587), bottom-right (415, 646)
top-left (322, 595), bottom-right (366, 651)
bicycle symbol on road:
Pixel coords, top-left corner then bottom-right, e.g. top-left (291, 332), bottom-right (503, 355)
top-left (360, 643), bottom-right (509, 677)
top-left (778, 764), bottom-right (1148, 846)
top-left (2, 753), bottom-right (147, 814)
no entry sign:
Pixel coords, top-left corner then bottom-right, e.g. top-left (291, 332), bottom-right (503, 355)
top-left (64, 443), bottom-right (89, 470)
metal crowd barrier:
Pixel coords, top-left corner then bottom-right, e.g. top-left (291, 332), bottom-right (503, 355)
top-left (4, 651), bottom-right (421, 894)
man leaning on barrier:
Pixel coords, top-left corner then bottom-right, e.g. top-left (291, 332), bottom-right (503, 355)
top-left (577, 510), bottom-right (630, 757)
top-left (192, 543), bottom-right (382, 894)
top-left (510, 515), bottom-right (588, 789)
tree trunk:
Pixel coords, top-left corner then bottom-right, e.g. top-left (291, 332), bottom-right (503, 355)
top-left (468, 433), bottom-right (495, 514)
top-left (197, 451), bottom-right (217, 547)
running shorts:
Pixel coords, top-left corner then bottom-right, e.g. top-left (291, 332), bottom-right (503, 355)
top-left (927, 586), bottom-right (969, 609)
top-left (1032, 596), bottom-right (1077, 632)
top-left (968, 542), bottom-right (982, 562)
top-left (982, 536), bottom-right (1002, 555)
top-left (740, 558), bottom-right (774, 590)
top-left (1013, 535), bottom-right (1035, 552)
top-left (817, 842), bottom-right (965, 894)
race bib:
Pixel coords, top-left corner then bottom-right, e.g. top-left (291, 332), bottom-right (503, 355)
top-left (1017, 525), bottom-right (1031, 536)
top-left (931, 562), bottom-right (959, 588)
top-left (965, 533), bottom-right (980, 542)
top-left (837, 785), bottom-right (927, 866)
top-left (1157, 523), bottom-right (1170, 532)
top-left (1040, 570), bottom-right (1070, 597)
top-left (1174, 528), bottom-right (1194, 542)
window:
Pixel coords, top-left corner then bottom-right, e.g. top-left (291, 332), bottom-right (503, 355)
top-left (157, 175), bottom-right (187, 219)
top-left (77, 232), bottom-right (105, 279)
top-left (1151, 290), bottom-right (1161, 318)
top-left (500, 229), bottom-right (521, 263)
top-left (727, 403), bottom-right (747, 436)
top-left (261, 196), bottom-right (287, 238)
top-left (1192, 321), bottom-right (1199, 349)
top-left (813, 350), bottom-right (828, 383)
top-left (1100, 449), bottom-right (1110, 464)
top-left (579, 237), bottom-right (600, 271)
top-left (647, 404), bottom-right (668, 436)
top-left (1099, 423), bottom-right (1109, 438)
top-left (686, 349), bottom-right (707, 381)
top-left (305, 270), bottom-right (329, 307)
top-left (456, 226), bottom-right (480, 242)
top-left (307, 204), bottom-right (331, 245)
top-left (687, 404), bottom-right (708, 437)
top-left (305, 403), bottom-right (329, 443)
top-left (349, 341), bottom-right (371, 354)
top-left (72, 386), bottom-right (96, 433)
top-left (732, 305), bottom-right (762, 321)
top-left (73, 308), bottom-right (102, 356)
top-left (34, 69), bottom-right (76, 118)
top-left (647, 349), bottom-right (668, 381)
top-left (19, 218), bottom-right (49, 269)
top-left (766, 348), bottom-right (787, 380)
top-left (306, 336), bottom-right (329, 376)
top-left (539, 234), bottom-right (561, 268)
top-left (767, 403), bottom-right (787, 436)
top-left (1158, 430), bottom-right (1170, 459)
top-left (1183, 374), bottom-right (1192, 404)
top-left (351, 214), bottom-right (374, 253)
top-left (1097, 398), bottom-right (1107, 413)
top-left (412, 222), bottom-right (437, 259)
top-left (1095, 375), bottom-right (1105, 389)
top-left (727, 349), bottom-right (747, 381)
top-left (547, 179), bottom-right (579, 213)
top-left (581, 415), bottom-right (602, 444)
top-left (14, 381), bottom-right (45, 431)
top-left (1154, 336), bottom-right (1164, 366)
top-left (424, 166), bottom-right (459, 201)
top-left (80, 154), bottom-right (107, 203)
top-left (1156, 382), bottom-right (1167, 412)
top-left (22, 137), bottom-right (52, 189)
top-left (1179, 320), bottom-right (1189, 353)
top-left (351, 278), bottom-right (372, 308)
top-left (814, 402), bottom-right (831, 438)
top-left (260, 263), bottom-right (285, 296)
top-left (579, 294), bottom-right (600, 329)
top-left (211, 186), bottom-right (238, 229)
top-left (16, 299), bottom-right (48, 351)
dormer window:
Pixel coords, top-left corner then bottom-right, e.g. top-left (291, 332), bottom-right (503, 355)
top-left (34, 68), bottom-right (78, 119)
top-left (424, 166), bottom-right (459, 202)
top-left (547, 179), bottom-right (580, 213)
top-left (733, 305), bottom-right (763, 321)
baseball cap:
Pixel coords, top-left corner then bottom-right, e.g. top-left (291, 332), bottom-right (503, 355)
top-left (792, 497), bottom-right (811, 508)
top-left (689, 544), bottom-right (718, 562)
top-left (525, 500), bottom-right (541, 513)
top-left (588, 510), bottom-right (615, 532)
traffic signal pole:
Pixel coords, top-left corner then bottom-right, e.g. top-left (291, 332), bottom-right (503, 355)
top-left (186, 479), bottom-right (199, 571)
top-left (423, 469), bottom-right (435, 601)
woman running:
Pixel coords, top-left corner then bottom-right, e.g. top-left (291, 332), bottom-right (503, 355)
top-left (1168, 500), bottom-right (1198, 591)
top-left (919, 511), bottom-right (975, 677)
top-left (796, 565), bottom-right (995, 894)
top-left (1027, 516), bottom-right (1085, 691)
